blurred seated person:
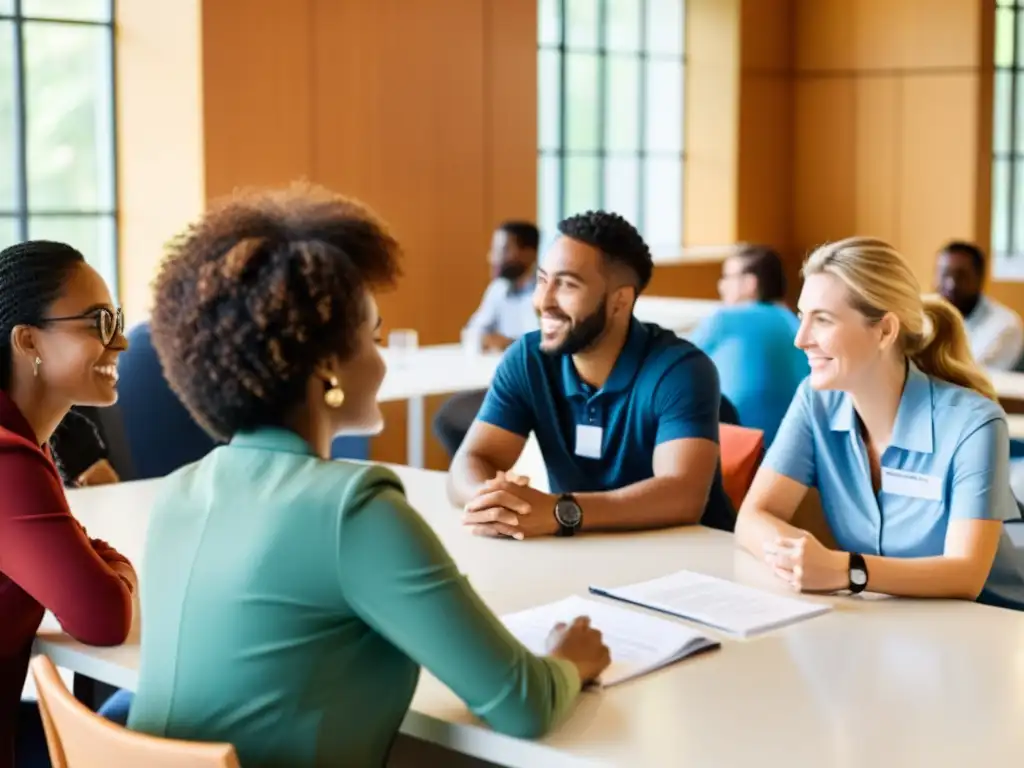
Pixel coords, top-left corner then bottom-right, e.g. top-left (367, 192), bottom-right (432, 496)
top-left (935, 240), bottom-right (1024, 370)
top-left (432, 221), bottom-right (539, 458)
top-left (690, 245), bottom-right (809, 445)
top-left (448, 211), bottom-right (734, 538)
top-left (50, 408), bottom-right (119, 488)
top-left (126, 185), bottom-right (609, 767)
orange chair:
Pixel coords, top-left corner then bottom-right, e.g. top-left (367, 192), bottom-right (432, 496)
top-left (30, 656), bottom-right (240, 768)
top-left (719, 423), bottom-right (764, 510)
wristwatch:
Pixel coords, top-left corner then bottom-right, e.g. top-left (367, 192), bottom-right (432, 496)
top-left (553, 493), bottom-right (583, 537)
top-left (848, 552), bottom-right (868, 594)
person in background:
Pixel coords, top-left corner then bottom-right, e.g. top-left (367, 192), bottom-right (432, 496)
top-left (448, 210), bottom-right (734, 538)
top-left (690, 245), bottom-right (809, 445)
top-left (0, 241), bottom-right (136, 768)
top-left (50, 408), bottom-right (119, 488)
top-left (432, 221), bottom-right (540, 458)
top-left (736, 237), bottom-right (1024, 610)
top-left (126, 185), bottom-right (609, 768)
top-left (935, 240), bottom-right (1024, 370)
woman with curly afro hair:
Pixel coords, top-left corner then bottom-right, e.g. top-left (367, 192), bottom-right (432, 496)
top-left (125, 184), bottom-right (608, 767)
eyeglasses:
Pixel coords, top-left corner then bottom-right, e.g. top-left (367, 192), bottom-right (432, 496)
top-left (43, 307), bottom-right (124, 347)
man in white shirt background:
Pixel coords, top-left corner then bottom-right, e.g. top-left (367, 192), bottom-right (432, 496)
top-left (432, 221), bottom-right (540, 458)
top-left (935, 240), bottom-right (1024, 370)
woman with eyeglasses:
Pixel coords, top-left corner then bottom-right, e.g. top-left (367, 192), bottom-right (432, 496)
top-left (0, 241), bottom-right (136, 768)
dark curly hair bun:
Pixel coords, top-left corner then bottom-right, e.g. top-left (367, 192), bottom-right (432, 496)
top-left (150, 182), bottom-right (402, 441)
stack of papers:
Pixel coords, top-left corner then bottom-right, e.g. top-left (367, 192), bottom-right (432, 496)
top-left (590, 570), bottom-right (832, 638)
top-left (502, 594), bottom-right (718, 687)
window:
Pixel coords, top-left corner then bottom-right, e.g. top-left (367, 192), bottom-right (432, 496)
top-left (538, 0), bottom-right (685, 255)
top-left (0, 0), bottom-right (118, 290)
top-left (993, 0), bottom-right (1024, 278)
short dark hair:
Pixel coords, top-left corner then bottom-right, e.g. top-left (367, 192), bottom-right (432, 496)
top-left (556, 211), bottom-right (653, 292)
top-left (738, 245), bottom-right (786, 302)
top-left (499, 221), bottom-right (540, 251)
top-left (149, 183), bottom-right (402, 441)
top-left (940, 240), bottom-right (986, 276)
top-left (0, 240), bottom-right (86, 390)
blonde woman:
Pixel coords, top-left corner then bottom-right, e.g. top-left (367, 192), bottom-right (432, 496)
top-left (735, 237), bottom-right (1024, 609)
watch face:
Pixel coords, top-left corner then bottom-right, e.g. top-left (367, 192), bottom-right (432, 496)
top-left (851, 568), bottom-right (868, 586)
top-left (555, 499), bottom-right (582, 527)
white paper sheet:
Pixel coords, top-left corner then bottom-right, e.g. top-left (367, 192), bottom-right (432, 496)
top-left (590, 570), bottom-right (831, 637)
top-left (502, 595), bottom-right (717, 686)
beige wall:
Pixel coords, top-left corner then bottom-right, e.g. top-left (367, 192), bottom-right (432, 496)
top-left (116, 0), bottom-right (205, 324)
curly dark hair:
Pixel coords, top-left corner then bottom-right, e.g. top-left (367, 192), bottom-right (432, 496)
top-left (557, 211), bottom-right (653, 292)
top-left (149, 183), bottom-right (402, 441)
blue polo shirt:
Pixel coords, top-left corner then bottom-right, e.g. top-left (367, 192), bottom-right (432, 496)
top-left (765, 363), bottom-right (1024, 610)
top-left (689, 302), bottom-right (808, 445)
top-left (476, 319), bottom-right (735, 531)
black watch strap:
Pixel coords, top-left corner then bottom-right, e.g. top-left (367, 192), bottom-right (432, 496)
top-left (848, 552), bottom-right (868, 594)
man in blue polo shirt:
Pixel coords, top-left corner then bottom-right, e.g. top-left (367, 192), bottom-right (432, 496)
top-left (447, 210), bottom-right (734, 537)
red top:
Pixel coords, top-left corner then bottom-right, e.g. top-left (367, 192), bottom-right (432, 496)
top-left (0, 391), bottom-right (134, 768)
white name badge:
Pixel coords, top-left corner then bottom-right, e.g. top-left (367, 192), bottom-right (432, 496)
top-left (880, 467), bottom-right (942, 501)
top-left (575, 424), bottom-right (603, 459)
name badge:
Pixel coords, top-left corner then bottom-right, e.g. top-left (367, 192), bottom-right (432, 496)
top-left (575, 424), bottom-right (603, 459)
top-left (881, 467), bottom-right (942, 501)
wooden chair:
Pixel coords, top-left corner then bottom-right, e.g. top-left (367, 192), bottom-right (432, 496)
top-left (719, 423), bottom-right (764, 510)
top-left (30, 656), bottom-right (240, 768)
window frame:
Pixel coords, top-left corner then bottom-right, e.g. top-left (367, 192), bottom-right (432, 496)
top-left (993, 0), bottom-right (1024, 279)
top-left (0, 0), bottom-right (119, 292)
top-left (538, 0), bottom-right (686, 253)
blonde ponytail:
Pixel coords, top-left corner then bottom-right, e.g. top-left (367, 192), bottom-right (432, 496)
top-left (804, 237), bottom-right (997, 401)
top-left (913, 295), bottom-right (997, 401)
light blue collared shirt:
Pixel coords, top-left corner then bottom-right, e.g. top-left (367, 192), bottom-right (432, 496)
top-left (464, 277), bottom-right (538, 340)
top-left (765, 363), bottom-right (1024, 610)
top-left (689, 302), bottom-right (808, 445)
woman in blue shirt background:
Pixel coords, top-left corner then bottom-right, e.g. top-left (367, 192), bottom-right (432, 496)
top-left (735, 236), bottom-right (1024, 609)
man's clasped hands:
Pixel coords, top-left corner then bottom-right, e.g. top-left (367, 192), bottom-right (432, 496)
top-left (461, 471), bottom-right (560, 539)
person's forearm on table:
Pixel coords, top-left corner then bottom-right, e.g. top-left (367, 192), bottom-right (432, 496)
top-left (734, 506), bottom-right (808, 557)
top-left (447, 451), bottom-right (502, 507)
top-left (575, 476), bottom-right (707, 531)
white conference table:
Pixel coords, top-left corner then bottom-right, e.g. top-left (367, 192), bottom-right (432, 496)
top-left (377, 345), bottom-right (503, 468)
top-left (35, 470), bottom-right (1024, 768)
top-left (991, 368), bottom-right (1024, 407)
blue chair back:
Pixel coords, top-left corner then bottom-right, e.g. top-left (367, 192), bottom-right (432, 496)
top-left (117, 322), bottom-right (219, 479)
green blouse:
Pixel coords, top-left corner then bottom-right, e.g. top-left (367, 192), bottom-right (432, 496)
top-left (128, 428), bottom-right (580, 767)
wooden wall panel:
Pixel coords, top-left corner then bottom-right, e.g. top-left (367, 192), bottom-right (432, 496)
top-left (898, 75), bottom-right (980, 279)
top-left (793, 78), bottom-right (856, 250)
top-left (853, 76), bottom-right (900, 244)
top-left (794, 0), bottom-right (856, 72)
top-left (737, 75), bottom-right (792, 249)
top-left (201, 0), bottom-right (313, 198)
top-left (901, 0), bottom-right (981, 69)
top-left (793, 0), bottom-right (998, 302)
top-left (195, 0), bottom-right (535, 469)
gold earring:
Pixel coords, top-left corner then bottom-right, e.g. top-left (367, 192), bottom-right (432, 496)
top-left (324, 376), bottom-right (345, 408)
top-left (33, 357), bottom-right (41, 377)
